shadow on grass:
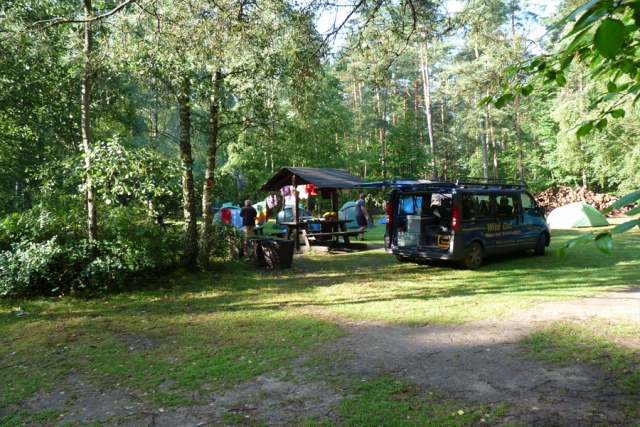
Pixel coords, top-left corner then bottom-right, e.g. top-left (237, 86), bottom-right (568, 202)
top-left (2, 230), bottom-right (638, 326)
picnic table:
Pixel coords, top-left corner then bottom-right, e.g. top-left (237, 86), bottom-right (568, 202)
top-left (281, 219), bottom-right (362, 251)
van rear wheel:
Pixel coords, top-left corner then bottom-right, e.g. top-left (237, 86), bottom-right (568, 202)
top-left (395, 255), bottom-right (410, 263)
top-left (534, 234), bottom-right (546, 256)
top-left (462, 242), bottom-right (483, 270)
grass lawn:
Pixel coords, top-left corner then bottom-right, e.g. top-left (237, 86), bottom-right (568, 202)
top-left (1, 220), bottom-right (639, 424)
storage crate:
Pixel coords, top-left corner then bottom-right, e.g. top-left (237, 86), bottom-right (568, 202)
top-left (403, 232), bottom-right (424, 247)
top-left (406, 215), bottom-right (436, 233)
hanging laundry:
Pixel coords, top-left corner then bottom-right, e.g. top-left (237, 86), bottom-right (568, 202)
top-left (220, 208), bottom-right (232, 224)
top-left (252, 201), bottom-right (269, 224)
top-left (305, 184), bottom-right (317, 196)
top-left (280, 185), bottom-right (291, 197)
top-left (297, 185), bottom-right (309, 200)
top-left (320, 188), bottom-right (332, 199)
top-left (266, 194), bottom-right (278, 209)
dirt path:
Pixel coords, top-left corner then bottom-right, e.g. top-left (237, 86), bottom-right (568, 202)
top-left (320, 286), bottom-right (640, 426)
top-left (8, 287), bottom-right (640, 426)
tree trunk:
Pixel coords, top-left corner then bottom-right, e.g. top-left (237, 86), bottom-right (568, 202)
top-left (376, 87), bottom-right (387, 178)
top-left (512, 6), bottom-right (524, 185)
top-left (489, 105), bottom-right (499, 179)
top-left (515, 94), bottom-right (524, 184)
top-left (82, 0), bottom-right (97, 242)
top-left (441, 93), bottom-right (447, 180)
top-left (476, 45), bottom-right (489, 181)
top-left (178, 76), bottom-right (198, 267)
top-left (420, 44), bottom-right (437, 180)
top-left (197, 70), bottom-right (221, 269)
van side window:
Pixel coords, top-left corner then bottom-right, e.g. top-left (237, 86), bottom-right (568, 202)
top-left (462, 194), bottom-right (478, 220)
top-left (521, 193), bottom-right (537, 213)
top-left (475, 194), bottom-right (492, 220)
top-left (491, 194), bottom-right (518, 219)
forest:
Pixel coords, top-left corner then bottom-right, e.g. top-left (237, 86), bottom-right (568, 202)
top-left (1, 0), bottom-right (639, 296)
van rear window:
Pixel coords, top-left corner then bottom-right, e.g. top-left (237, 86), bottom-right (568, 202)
top-left (398, 193), bottom-right (452, 217)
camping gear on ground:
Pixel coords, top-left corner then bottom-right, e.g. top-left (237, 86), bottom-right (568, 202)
top-left (547, 202), bottom-right (609, 228)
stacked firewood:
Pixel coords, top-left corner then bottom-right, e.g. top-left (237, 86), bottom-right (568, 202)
top-left (533, 186), bottom-right (628, 215)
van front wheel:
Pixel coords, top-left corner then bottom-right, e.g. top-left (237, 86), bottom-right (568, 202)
top-left (396, 255), bottom-right (410, 263)
top-left (462, 242), bottom-right (483, 270)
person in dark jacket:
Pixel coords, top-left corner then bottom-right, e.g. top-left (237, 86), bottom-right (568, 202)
top-left (240, 200), bottom-right (258, 235)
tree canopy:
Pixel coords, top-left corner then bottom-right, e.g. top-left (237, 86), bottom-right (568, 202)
top-left (1, 0), bottom-right (639, 294)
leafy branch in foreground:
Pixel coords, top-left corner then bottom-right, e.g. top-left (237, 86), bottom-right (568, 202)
top-left (558, 190), bottom-right (640, 257)
top-left (480, 0), bottom-right (640, 138)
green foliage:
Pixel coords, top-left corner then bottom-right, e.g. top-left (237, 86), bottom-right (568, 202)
top-left (0, 206), bottom-right (181, 297)
top-left (204, 222), bottom-right (247, 261)
top-left (593, 18), bottom-right (626, 59)
top-left (559, 191), bottom-right (640, 256)
top-left (90, 137), bottom-right (182, 215)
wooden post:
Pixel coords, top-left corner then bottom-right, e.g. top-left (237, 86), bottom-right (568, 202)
top-left (292, 175), bottom-right (299, 251)
top-left (332, 188), bottom-right (339, 214)
top-left (292, 174), bottom-right (298, 222)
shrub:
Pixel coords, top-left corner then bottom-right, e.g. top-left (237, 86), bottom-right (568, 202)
top-left (206, 222), bottom-right (246, 261)
top-left (0, 206), bottom-right (181, 297)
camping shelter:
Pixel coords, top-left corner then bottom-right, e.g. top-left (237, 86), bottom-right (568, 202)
top-left (259, 167), bottom-right (365, 222)
top-left (547, 202), bottom-right (609, 228)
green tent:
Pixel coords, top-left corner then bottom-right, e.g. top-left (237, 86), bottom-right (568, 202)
top-left (547, 202), bottom-right (609, 228)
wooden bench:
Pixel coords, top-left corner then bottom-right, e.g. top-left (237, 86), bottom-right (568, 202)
top-left (306, 230), bottom-right (363, 244)
top-left (308, 231), bottom-right (360, 238)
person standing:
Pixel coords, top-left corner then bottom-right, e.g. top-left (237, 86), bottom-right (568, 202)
top-left (240, 200), bottom-right (258, 235)
top-left (355, 192), bottom-right (371, 239)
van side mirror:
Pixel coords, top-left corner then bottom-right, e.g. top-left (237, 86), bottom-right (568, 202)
top-left (525, 206), bottom-right (546, 217)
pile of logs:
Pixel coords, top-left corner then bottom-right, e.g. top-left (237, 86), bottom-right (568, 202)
top-left (533, 186), bottom-right (629, 215)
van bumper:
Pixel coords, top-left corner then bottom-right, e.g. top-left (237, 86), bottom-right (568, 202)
top-left (390, 239), bottom-right (465, 261)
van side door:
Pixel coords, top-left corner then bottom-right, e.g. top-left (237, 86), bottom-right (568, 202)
top-left (492, 193), bottom-right (523, 254)
top-left (462, 193), bottom-right (496, 257)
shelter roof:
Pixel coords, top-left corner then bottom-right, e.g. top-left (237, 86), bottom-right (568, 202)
top-left (259, 167), bottom-right (365, 191)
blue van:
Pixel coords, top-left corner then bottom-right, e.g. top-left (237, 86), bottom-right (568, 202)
top-left (377, 177), bottom-right (550, 269)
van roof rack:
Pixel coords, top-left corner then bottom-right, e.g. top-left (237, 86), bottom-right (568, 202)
top-left (356, 178), bottom-right (456, 188)
top-left (455, 176), bottom-right (527, 189)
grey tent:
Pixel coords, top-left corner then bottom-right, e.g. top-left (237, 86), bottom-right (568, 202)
top-left (338, 201), bottom-right (358, 229)
top-left (339, 201), bottom-right (375, 229)
top-left (274, 205), bottom-right (314, 230)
